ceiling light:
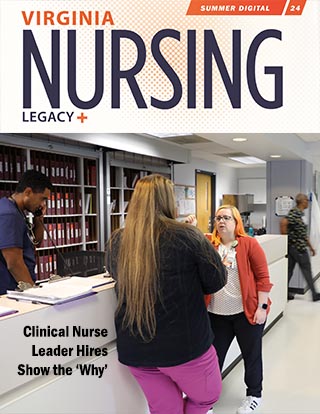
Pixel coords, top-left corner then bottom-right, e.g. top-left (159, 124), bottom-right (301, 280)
top-left (228, 156), bottom-right (266, 165)
top-left (146, 133), bottom-right (193, 138)
top-left (270, 154), bottom-right (282, 158)
top-left (232, 137), bottom-right (247, 142)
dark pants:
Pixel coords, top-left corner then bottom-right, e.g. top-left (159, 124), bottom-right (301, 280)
top-left (208, 312), bottom-right (265, 398)
top-left (288, 246), bottom-right (317, 297)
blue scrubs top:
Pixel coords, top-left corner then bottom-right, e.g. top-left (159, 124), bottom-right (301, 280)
top-left (0, 197), bottom-right (36, 295)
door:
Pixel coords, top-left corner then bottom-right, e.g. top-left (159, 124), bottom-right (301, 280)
top-left (196, 170), bottom-right (215, 233)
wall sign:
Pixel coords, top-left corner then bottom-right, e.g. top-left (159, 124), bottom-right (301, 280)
top-left (275, 196), bottom-right (295, 216)
top-left (174, 185), bottom-right (196, 216)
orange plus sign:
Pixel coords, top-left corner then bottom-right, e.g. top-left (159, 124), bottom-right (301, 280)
top-left (77, 112), bottom-right (88, 123)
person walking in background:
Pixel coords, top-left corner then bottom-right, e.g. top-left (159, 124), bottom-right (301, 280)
top-left (280, 193), bottom-right (320, 301)
top-left (106, 174), bottom-right (227, 414)
top-left (208, 205), bottom-right (273, 414)
top-left (0, 170), bottom-right (52, 294)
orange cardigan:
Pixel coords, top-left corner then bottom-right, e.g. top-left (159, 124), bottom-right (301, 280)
top-left (206, 236), bottom-right (273, 324)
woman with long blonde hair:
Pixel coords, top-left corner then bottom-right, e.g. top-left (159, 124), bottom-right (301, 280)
top-left (208, 205), bottom-right (273, 414)
top-left (107, 174), bottom-right (226, 414)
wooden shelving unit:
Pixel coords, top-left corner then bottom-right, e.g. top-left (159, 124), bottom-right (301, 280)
top-left (106, 151), bottom-right (172, 236)
top-left (0, 136), bottom-right (103, 280)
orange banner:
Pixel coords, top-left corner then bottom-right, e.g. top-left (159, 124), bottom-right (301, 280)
top-left (285, 0), bottom-right (307, 15)
top-left (187, 0), bottom-right (289, 16)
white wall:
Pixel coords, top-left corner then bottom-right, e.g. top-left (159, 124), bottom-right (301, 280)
top-left (173, 158), bottom-right (238, 211)
top-left (174, 160), bottom-right (268, 226)
top-left (236, 166), bottom-right (266, 179)
top-left (237, 167), bottom-right (267, 229)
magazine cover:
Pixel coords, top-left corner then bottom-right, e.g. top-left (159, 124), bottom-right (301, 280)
top-left (0, 0), bottom-right (319, 131)
top-left (0, 1), bottom-right (320, 413)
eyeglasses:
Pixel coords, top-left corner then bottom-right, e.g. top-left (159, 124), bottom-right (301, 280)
top-left (214, 215), bottom-right (234, 222)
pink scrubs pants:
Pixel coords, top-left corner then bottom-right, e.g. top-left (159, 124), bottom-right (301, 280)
top-left (128, 345), bottom-right (222, 414)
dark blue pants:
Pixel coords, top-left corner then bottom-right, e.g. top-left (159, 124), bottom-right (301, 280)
top-left (209, 311), bottom-right (265, 398)
top-left (288, 246), bottom-right (317, 298)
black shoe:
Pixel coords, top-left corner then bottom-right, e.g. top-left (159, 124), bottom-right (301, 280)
top-left (288, 293), bottom-right (295, 300)
top-left (312, 293), bottom-right (320, 302)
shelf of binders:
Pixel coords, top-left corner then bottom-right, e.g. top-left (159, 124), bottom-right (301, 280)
top-left (0, 145), bottom-right (27, 183)
top-left (37, 242), bottom-right (83, 251)
top-left (0, 140), bottom-right (101, 281)
top-left (107, 162), bottom-right (170, 235)
top-left (0, 145), bottom-right (28, 199)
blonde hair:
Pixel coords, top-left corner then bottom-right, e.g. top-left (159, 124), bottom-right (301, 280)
top-left (212, 204), bottom-right (247, 246)
top-left (113, 174), bottom-right (179, 340)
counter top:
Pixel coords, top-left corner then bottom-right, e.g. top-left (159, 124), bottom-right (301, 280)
top-left (0, 249), bottom-right (287, 413)
top-left (255, 234), bottom-right (287, 264)
top-left (0, 276), bottom-right (117, 398)
top-left (0, 274), bottom-right (116, 321)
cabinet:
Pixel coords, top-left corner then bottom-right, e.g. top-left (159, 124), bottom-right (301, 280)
top-left (238, 178), bottom-right (266, 204)
top-left (106, 151), bottom-right (172, 236)
top-left (0, 136), bottom-right (103, 281)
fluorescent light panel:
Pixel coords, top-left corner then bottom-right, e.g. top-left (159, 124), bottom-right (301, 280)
top-left (232, 137), bottom-right (247, 142)
top-left (146, 133), bottom-right (193, 138)
top-left (229, 156), bottom-right (266, 165)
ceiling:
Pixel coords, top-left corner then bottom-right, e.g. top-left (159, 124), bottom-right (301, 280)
top-left (50, 132), bottom-right (320, 169)
top-left (157, 133), bottom-right (320, 168)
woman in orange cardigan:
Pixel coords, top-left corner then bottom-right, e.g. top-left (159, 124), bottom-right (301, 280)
top-left (207, 205), bottom-right (273, 414)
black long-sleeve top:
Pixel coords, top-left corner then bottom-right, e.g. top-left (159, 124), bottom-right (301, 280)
top-left (106, 227), bottom-right (227, 367)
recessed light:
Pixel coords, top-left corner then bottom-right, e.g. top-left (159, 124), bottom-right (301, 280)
top-left (270, 155), bottom-right (282, 158)
top-left (232, 137), bottom-right (248, 142)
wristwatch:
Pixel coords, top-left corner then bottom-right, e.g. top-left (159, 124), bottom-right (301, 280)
top-left (258, 303), bottom-right (268, 310)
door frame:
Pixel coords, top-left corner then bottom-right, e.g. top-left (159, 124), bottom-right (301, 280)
top-left (195, 170), bottom-right (216, 232)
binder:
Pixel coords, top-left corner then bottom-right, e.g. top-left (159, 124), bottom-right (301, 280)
top-left (50, 159), bottom-right (56, 182)
top-left (56, 192), bottom-right (61, 215)
top-left (131, 174), bottom-right (139, 188)
top-left (16, 154), bottom-right (22, 180)
top-left (65, 192), bottom-right (70, 214)
top-left (0, 151), bottom-right (3, 180)
top-left (7, 279), bottom-right (95, 305)
top-left (85, 193), bottom-right (92, 214)
top-left (4, 153), bottom-right (9, 180)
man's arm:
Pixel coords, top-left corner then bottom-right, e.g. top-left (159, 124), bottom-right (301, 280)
top-left (1, 247), bottom-right (35, 285)
top-left (33, 215), bottom-right (45, 245)
top-left (307, 239), bottom-right (316, 256)
top-left (280, 217), bottom-right (288, 235)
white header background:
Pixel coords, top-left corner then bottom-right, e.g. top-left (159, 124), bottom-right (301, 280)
top-left (0, 0), bottom-right (319, 133)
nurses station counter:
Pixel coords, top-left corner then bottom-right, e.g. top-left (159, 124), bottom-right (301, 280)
top-left (0, 235), bottom-right (287, 414)
top-left (0, 280), bottom-right (148, 414)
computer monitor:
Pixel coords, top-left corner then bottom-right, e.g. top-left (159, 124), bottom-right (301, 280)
top-left (57, 250), bottom-right (106, 277)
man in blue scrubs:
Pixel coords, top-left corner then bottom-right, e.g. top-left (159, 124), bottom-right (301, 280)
top-left (0, 170), bottom-right (52, 295)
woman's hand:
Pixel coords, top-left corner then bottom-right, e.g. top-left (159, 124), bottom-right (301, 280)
top-left (185, 214), bottom-right (197, 226)
top-left (253, 308), bottom-right (267, 325)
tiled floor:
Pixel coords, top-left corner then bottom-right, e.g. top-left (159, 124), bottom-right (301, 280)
top-left (213, 279), bottom-right (320, 414)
